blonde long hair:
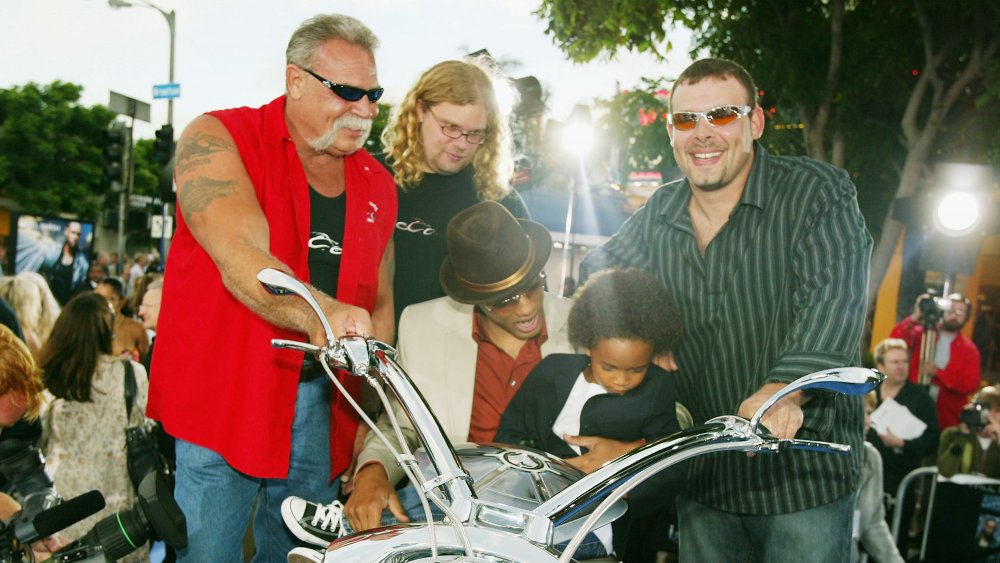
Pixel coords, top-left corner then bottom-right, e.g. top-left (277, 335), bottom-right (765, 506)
top-left (0, 272), bottom-right (61, 355)
top-left (382, 59), bottom-right (513, 202)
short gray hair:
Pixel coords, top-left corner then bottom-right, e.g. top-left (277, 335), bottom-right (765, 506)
top-left (286, 14), bottom-right (379, 68)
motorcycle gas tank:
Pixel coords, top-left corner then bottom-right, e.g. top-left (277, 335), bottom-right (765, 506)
top-left (416, 443), bottom-right (583, 511)
top-left (415, 442), bottom-right (627, 538)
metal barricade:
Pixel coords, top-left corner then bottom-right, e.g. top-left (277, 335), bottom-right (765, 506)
top-left (891, 466), bottom-right (939, 561)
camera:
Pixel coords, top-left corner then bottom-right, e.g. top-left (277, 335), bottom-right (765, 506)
top-left (917, 293), bottom-right (950, 328)
top-left (961, 403), bottom-right (991, 433)
top-left (49, 472), bottom-right (185, 562)
top-left (0, 439), bottom-right (185, 562)
top-left (0, 440), bottom-right (59, 520)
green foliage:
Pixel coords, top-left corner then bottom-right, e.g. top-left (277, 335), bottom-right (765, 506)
top-left (535, 0), bottom-right (679, 62)
top-left (595, 77), bottom-right (677, 178)
top-left (0, 82), bottom-right (117, 219)
top-left (132, 139), bottom-right (160, 197)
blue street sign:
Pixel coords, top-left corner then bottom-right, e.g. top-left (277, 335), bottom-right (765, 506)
top-left (152, 83), bottom-right (181, 100)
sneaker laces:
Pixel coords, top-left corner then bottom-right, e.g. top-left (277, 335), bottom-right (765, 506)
top-left (311, 500), bottom-right (346, 537)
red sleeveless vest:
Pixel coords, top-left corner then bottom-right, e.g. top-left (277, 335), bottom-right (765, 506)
top-left (148, 96), bottom-right (396, 478)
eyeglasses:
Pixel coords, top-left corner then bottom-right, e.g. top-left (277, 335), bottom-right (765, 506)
top-left (301, 67), bottom-right (384, 103)
top-left (426, 106), bottom-right (487, 145)
top-left (483, 273), bottom-right (546, 312)
top-left (667, 105), bottom-right (752, 131)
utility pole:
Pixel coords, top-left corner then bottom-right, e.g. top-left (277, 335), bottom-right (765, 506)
top-left (109, 0), bottom-right (177, 261)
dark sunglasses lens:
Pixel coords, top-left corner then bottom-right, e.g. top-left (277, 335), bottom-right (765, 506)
top-left (707, 106), bottom-right (741, 125)
top-left (331, 84), bottom-right (366, 102)
top-left (670, 113), bottom-right (698, 131)
top-left (332, 85), bottom-right (383, 103)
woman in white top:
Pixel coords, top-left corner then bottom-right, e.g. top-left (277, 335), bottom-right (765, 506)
top-left (39, 292), bottom-right (149, 562)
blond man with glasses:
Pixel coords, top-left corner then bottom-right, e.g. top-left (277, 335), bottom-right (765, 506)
top-left (380, 59), bottom-right (530, 325)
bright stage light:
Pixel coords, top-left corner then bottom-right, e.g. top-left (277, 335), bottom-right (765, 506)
top-left (561, 104), bottom-right (593, 155)
top-left (935, 191), bottom-right (980, 235)
top-left (562, 121), bottom-right (594, 154)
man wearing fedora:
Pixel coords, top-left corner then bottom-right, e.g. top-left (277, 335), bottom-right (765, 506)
top-left (280, 201), bottom-right (575, 544)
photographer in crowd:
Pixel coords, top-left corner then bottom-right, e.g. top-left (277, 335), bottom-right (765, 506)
top-left (0, 324), bottom-right (62, 558)
top-left (891, 293), bottom-right (981, 428)
top-left (937, 386), bottom-right (1000, 479)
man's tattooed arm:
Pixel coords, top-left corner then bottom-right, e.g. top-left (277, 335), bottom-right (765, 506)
top-left (180, 176), bottom-right (237, 213)
top-left (176, 130), bottom-right (240, 214)
top-left (175, 132), bottom-right (231, 176)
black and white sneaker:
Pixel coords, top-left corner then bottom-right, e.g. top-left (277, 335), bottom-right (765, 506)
top-left (281, 497), bottom-right (347, 546)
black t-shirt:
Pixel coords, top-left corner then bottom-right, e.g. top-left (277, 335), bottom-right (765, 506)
top-left (47, 258), bottom-right (75, 305)
top-left (302, 187), bottom-right (346, 379)
top-left (392, 165), bottom-right (530, 323)
top-left (307, 187), bottom-right (347, 298)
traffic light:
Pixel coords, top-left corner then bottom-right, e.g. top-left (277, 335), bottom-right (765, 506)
top-left (153, 124), bottom-right (174, 165)
top-left (104, 122), bottom-right (128, 187)
top-left (154, 124), bottom-right (176, 203)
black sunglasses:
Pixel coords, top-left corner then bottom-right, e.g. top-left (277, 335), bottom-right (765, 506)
top-left (301, 67), bottom-right (384, 103)
top-left (482, 272), bottom-right (547, 312)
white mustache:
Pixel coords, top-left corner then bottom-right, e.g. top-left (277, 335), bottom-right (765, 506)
top-left (335, 114), bottom-right (373, 134)
top-left (309, 114), bottom-right (373, 152)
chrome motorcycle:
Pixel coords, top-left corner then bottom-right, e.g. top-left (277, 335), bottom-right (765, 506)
top-left (257, 268), bottom-right (882, 563)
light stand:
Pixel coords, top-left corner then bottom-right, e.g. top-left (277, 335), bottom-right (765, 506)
top-left (559, 105), bottom-right (593, 297)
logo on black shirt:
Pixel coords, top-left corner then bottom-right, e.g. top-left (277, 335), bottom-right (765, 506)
top-left (396, 219), bottom-right (435, 236)
top-left (308, 232), bottom-right (343, 255)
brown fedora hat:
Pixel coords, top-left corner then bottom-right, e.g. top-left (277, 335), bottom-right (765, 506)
top-left (440, 201), bottom-right (552, 305)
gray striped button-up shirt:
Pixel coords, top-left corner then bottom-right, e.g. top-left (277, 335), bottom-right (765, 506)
top-left (582, 143), bottom-right (872, 514)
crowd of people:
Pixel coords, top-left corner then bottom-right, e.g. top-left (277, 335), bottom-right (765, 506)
top-left (0, 248), bottom-right (164, 560)
top-left (0, 10), bottom-right (994, 563)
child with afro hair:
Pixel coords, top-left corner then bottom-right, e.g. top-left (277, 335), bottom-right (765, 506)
top-left (496, 267), bottom-right (683, 465)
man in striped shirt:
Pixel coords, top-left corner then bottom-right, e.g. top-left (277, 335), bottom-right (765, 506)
top-left (582, 58), bottom-right (872, 562)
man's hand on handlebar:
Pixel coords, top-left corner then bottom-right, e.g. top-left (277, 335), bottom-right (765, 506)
top-left (738, 382), bottom-right (807, 440)
top-left (344, 463), bottom-right (409, 531)
top-left (311, 296), bottom-right (375, 347)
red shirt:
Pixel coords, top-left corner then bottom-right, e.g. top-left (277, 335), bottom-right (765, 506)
top-left (148, 96), bottom-right (396, 479)
top-left (890, 317), bottom-right (982, 428)
top-left (468, 310), bottom-right (547, 442)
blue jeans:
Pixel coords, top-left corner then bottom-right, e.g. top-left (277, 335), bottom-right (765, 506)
top-left (175, 377), bottom-right (339, 562)
top-left (677, 493), bottom-right (856, 563)
top-left (344, 482), bottom-right (608, 558)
